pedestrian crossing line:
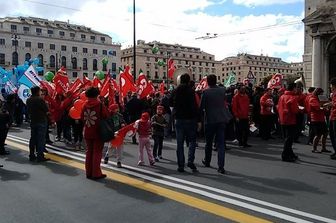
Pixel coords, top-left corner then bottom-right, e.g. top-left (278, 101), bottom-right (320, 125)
top-left (6, 140), bottom-right (272, 223)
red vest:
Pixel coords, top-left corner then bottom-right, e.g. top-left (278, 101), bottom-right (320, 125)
top-left (277, 91), bottom-right (299, 125)
top-left (232, 93), bottom-right (250, 119)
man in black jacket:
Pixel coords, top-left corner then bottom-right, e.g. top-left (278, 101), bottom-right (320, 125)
top-left (170, 74), bottom-right (200, 172)
top-left (126, 92), bottom-right (144, 144)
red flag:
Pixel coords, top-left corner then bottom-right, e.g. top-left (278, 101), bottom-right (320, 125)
top-left (267, 73), bottom-right (282, 89)
top-left (40, 81), bottom-right (56, 98)
top-left (136, 70), bottom-right (153, 99)
top-left (53, 67), bottom-right (69, 94)
top-left (68, 78), bottom-right (83, 94)
top-left (83, 75), bottom-right (92, 88)
top-left (123, 65), bottom-right (134, 84)
top-left (159, 81), bottom-right (165, 95)
top-left (120, 67), bottom-right (136, 96)
top-left (168, 58), bottom-right (176, 79)
top-left (108, 84), bottom-right (115, 105)
top-left (100, 75), bottom-right (111, 97)
top-left (111, 78), bottom-right (119, 92)
top-left (92, 76), bottom-right (102, 88)
top-left (195, 77), bottom-right (208, 91)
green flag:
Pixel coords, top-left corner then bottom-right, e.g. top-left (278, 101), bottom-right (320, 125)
top-left (224, 71), bottom-right (237, 87)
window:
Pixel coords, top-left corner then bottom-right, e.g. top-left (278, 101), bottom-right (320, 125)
top-left (71, 57), bottom-right (77, 69)
top-left (25, 41), bottom-right (31, 47)
top-left (72, 47), bottom-right (77, 52)
top-left (48, 30), bottom-right (53, 35)
top-left (111, 63), bottom-right (116, 72)
top-left (100, 37), bottom-right (105, 42)
top-left (0, 39), bottom-right (5, 45)
top-left (81, 34), bottom-right (86, 39)
top-left (83, 58), bottom-right (88, 70)
top-left (61, 45), bottom-right (67, 51)
top-left (38, 54), bottom-right (43, 66)
top-left (0, 54), bottom-right (5, 64)
top-left (36, 28), bottom-right (42, 33)
top-left (83, 48), bottom-right (88, 53)
top-left (72, 72), bottom-right (78, 78)
top-left (11, 24), bottom-right (17, 31)
top-left (102, 50), bottom-right (107, 55)
top-left (90, 36), bottom-right (95, 40)
top-left (59, 31), bottom-right (65, 36)
top-left (70, 33), bottom-right (75, 38)
top-left (25, 53), bottom-right (31, 62)
top-left (183, 54), bottom-right (185, 58)
top-left (93, 59), bottom-right (98, 70)
top-left (12, 52), bottom-right (18, 66)
top-left (49, 55), bottom-right (55, 68)
top-left (93, 49), bottom-right (98, 54)
top-left (37, 43), bottom-right (43, 49)
top-left (50, 44), bottom-right (55, 50)
top-left (23, 26), bottom-right (29, 32)
top-left (61, 56), bottom-right (66, 67)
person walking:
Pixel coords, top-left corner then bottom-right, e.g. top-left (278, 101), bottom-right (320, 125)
top-left (260, 88), bottom-right (274, 140)
top-left (277, 83), bottom-right (301, 162)
top-left (81, 87), bottom-right (109, 180)
top-left (170, 73), bottom-right (200, 173)
top-left (232, 86), bottom-right (251, 147)
top-left (200, 75), bottom-right (231, 174)
top-left (26, 86), bottom-right (49, 162)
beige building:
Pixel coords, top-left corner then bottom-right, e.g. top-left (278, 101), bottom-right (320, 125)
top-left (121, 40), bottom-right (219, 83)
top-left (218, 53), bottom-right (303, 85)
top-left (0, 16), bottom-right (121, 80)
top-left (303, 0), bottom-right (336, 90)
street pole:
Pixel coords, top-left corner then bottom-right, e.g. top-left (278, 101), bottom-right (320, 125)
top-left (166, 52), bottom-right (170, 90)
top-left (133, 0), bottom-right (136, 82)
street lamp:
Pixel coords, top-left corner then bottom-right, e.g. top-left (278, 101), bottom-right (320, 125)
top-left (11, 34), bottom-right (20, 66)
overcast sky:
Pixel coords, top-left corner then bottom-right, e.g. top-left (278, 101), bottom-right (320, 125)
top-left (0, 0), bottom-right (305, 62)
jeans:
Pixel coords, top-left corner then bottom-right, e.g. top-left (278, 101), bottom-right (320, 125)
top-left (329, 120), bottom-right (336, 153)
top-left (153, 135), bottom-right (164, 158)
top-left (175, 119), bottom-right (197, 168)
top-left (29, 122), bottom-right (47, 159)
top-left (204, 122), bottom-right (226, 169)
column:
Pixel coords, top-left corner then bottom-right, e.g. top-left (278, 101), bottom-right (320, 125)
top-left (312, 36), bottom-right (322, 87)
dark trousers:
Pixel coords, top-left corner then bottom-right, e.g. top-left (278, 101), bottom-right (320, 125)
top-left (72, 121), bottom-right (83, 143)
top-left (260, 115), bottom-right (273, 139)
top-left (204, 122), bottom-right (226, 169)
top-left (153, 135), bottom-right (164, 158)
top-left (295, 113), bottom-right (304, 140)
top-left (329, 120), bottom-right (336, 153)
top-left (0, 127), bottom-right (9, 152)
top-left (56, 120), bottom-right (63, 139)
top-left (281, 125), bottom-right (296, 158)
top-left (237, 118), bottom-right (249, 146)
top-left (62, 115), bottom-right (72, 141)
top-left (175, 119), bottom-right (197, 168)
top-left (29, 122), bottom-right (47, 159)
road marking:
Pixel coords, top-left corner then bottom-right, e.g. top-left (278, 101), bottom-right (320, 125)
top-left (7, 135), bottom-right (336, 223)
top-left (5, 140), bottom-right (272, 223)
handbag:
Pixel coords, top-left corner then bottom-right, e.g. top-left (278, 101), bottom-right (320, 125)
top-left (99, 104), bottom-right (115, 142)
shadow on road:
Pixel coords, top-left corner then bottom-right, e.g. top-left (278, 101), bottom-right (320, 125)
top-left (0, 168), bottom-right (30, 181)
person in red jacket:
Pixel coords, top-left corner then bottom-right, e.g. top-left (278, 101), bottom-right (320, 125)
top-left (309, 88), bottom-right (330, 153)
top-left (328, 78), bottom-right (336, 159)
top-left (81, 87), bottom-right (109, 180)
top-left (232, 86), bottom-right (251, 147)
top-left (304, 87), bottom-right (316, 145)
top-left (259, 88), bottom-right (274, 140)
top-left (277, 83), bottom-right (300, 162)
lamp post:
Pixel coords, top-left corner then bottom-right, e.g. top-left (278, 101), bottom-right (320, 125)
top-left (133, 0), bottom-right (136, 82)
top-left (11, 34), bottom-right (20, 66)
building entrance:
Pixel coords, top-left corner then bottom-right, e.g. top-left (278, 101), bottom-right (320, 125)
top-left (328, 39), bottom-right (336, 82)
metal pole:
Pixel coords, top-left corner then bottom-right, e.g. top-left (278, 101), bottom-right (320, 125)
top-left (166, 52), bottom-right (169, 90)
top-left (133, 0), bottom-right (136, 82)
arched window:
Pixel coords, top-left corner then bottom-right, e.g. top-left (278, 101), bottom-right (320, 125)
top-left (25, 53), bottom-right (31, 62)
top-left (93, 59), bottom-right (97, 71)
top-left (12, 52), bottom-right (18, 66)
top-left (72, 57), bottom-right (77, 69)
top-left (49, 55), bottom-right (55, 68)
top-left (61, 56), bottom-right (66, 68)
top-left (37, 54), bottom-right (43, 66)
top-left (83, 58), bottom-right (88, 70)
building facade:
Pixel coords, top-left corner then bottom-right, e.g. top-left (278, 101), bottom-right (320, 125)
top-left (218, 53), bottom-right (303, 85)
top-left (121, 40), bottom-right (219, 83)
top-left (0, 17), bottom-right (121, 80)
top-left (303, 0), bottom-right (336, 90)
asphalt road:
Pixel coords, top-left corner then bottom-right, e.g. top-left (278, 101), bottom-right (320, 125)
top-left (1, 124), bottom-right (336, 223)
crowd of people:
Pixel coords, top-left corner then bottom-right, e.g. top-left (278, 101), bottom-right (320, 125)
top-left (1, 74), bottom-right (336, 177)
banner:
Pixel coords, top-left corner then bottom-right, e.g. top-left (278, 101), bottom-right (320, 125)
top-left (17, 84), bottom-right (31, 104)
top-left (195, 77), bottom-right (208, 91)
top-left (137, 70), bottom-right (153, 99)
top-left (224, 72), bottom-right (237, 88)
top-left (18, 65), bottom-right (41, 88)
top-left (267, 73), bottom-right (282, 89)
top-left (168, 58), bottom-right (176, 79)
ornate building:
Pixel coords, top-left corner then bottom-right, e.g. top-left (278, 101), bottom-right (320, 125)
top-left (121, 40), bottom-right (219, 83)
top-left (303, 0), bottom-right (336, 90)
top-left (0, 17), bottom-right (121, 79)
top-left (218, 53), bottom-right (303, 85)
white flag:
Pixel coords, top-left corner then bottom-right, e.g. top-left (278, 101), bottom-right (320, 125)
top-left (17, 84), bottom-right (31, 104)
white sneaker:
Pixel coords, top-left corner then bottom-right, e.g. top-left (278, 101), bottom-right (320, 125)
top-left (137, 161), bottom-right (145, 166)
top-left (232, 139), bottom-right (239, 144)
